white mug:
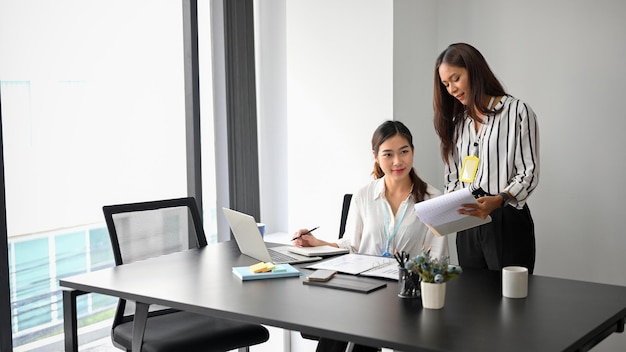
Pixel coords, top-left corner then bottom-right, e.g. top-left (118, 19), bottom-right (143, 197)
top-left (502, 266), bottom-right (528, 298)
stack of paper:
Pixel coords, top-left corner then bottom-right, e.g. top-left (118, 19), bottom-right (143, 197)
top-left (306, 253), bottom-right (398, 280)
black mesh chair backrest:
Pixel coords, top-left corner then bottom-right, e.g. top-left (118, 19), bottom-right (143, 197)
top-left (104, 197), bottom-right (207, 266)
top-left (103, 197), bottom-right (207, 322)
top-left (338, 194), bottom-right (353, 239)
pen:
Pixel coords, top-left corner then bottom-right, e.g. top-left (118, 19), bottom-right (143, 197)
top-left (394, 251), bottom-right (410, 267)
top-left (394, 253), bottom-right (404, 267)
top-left (291, 226), bottom-right (319, 241)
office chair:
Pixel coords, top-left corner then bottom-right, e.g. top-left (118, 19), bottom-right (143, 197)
top-left (338, 193), bottom-right (353, 239)
top-left (103, 197), bottom-right (269, 352)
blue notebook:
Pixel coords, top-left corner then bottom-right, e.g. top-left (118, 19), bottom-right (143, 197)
top-left (232, 264), bottom-right (303, 281)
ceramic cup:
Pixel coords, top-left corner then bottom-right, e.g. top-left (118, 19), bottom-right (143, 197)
top-left (502, 266), bottom-right (528, 298)
top-left (256, 223), bottom-right (265, 238)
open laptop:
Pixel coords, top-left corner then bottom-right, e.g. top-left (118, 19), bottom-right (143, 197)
top-left (222, 208), bottom-right (322, 264)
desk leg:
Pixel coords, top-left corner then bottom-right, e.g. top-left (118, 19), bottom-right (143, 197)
top-left (282, 330), bottom-right (291, 352)
top-left (345, 341), bottom-right (355, 352)
top-left (63, 289), bottom-right (87, 352)
top-left (131, 302), bottom-right (149, 352)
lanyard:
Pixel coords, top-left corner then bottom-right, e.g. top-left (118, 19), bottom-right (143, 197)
top-left (469, 121), bottom-right (485, 157)
top-left (381, 200), bottom-right (409, 257)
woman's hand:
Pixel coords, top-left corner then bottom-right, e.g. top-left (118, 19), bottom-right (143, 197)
top-left (291, 229), bottom-right (336, 248)
top-left (457, 195), bottom-right (502, 219)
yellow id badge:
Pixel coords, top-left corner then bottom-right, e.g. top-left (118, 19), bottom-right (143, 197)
top-left (459, 155), bottom-right (480, 183)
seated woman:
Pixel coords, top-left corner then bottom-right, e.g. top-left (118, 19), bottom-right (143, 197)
top-left (293, 120), bottom-right (449, 352)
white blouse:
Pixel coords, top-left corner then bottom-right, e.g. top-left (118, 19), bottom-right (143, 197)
top-left (336, 177), bottom-right (449, 260)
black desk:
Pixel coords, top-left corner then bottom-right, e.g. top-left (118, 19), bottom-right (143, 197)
top-left (60, 241), bottom-right (626, 352)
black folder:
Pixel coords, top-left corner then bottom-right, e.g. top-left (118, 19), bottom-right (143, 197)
top-left (302, 274), bottom-right (386, 294)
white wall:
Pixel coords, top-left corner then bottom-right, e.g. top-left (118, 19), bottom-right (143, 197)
top-left (285, 0), bottom-right (394, 243)
top-left (392, 1), bottom-right (458, 262)
top-left (255, 0), bottom-right (289, 237)
top-left (257, 1), bottom-right (626, 351)
top-left (393, 0), bottom-right (439, 187)
top-left (258, 0), bottom-right (394, 244)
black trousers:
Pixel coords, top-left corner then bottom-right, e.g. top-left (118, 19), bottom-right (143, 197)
top-left (456, 204), bottom-right (535, 274)
top-left (316, 338), bottom-right (380, 352)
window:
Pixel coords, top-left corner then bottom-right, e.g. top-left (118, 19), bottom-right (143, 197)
top-left (0, 0), bottom-right (217, 349)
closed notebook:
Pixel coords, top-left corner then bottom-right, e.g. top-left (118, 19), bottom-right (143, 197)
top-left (287, 245), bottom-right (349, 257)
top-left (232, 264), bottom-right (302, 281)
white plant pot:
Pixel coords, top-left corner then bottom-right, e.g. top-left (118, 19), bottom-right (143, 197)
top-left (420, 281), bottom-right (446, 309)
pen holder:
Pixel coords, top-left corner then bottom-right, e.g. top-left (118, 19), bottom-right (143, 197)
top-left (398, 267), bottom-right (420, 298)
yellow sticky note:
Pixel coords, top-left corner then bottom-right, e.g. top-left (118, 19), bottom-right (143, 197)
top-left (249, 262), bottom-right (270, 273)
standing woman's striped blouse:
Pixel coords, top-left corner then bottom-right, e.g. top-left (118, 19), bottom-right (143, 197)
top-left (444, 95), bottom-right (540, 209)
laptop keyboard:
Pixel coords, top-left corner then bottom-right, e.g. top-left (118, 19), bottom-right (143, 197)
top-left (268, 248), bottom-right (297, 263)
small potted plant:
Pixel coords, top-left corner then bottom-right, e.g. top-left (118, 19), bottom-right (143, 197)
top-left (405, 248), bottom-right (462, 309)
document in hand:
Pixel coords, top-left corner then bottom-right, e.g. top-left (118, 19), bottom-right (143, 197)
top-left (413, 188), bottom-right (492, 237)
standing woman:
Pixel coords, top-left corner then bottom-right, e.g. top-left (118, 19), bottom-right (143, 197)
top-left (433, 43), bottom-right (539, 273)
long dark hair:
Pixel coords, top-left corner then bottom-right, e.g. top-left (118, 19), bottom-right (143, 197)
top-left (371, 120), bottom-right (429, 203)
top-left (433, 43), bottom-right (507, 163)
